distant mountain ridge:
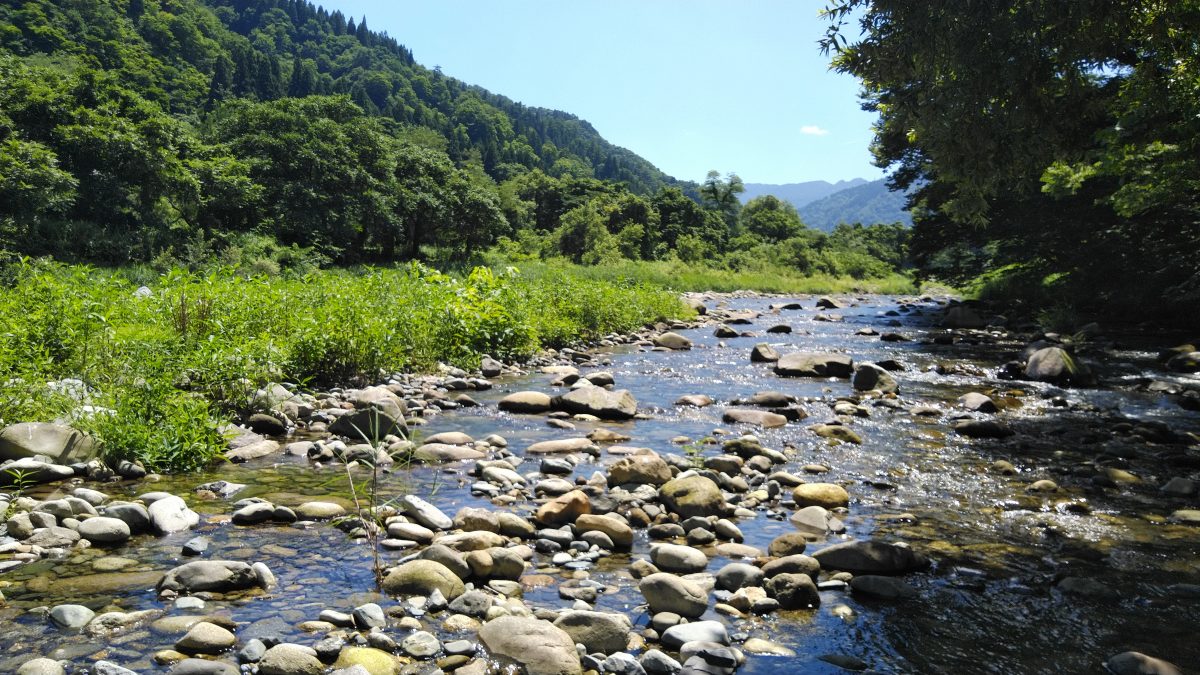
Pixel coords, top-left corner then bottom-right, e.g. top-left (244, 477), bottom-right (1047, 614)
top-left (742, 178), bottom-right (912, 232)
top-left (741, 179), bottom-right (868, 209)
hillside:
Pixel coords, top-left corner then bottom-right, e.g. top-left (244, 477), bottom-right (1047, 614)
top-left (798, 178), bottom-right (912, 231)
top-left (740, 178), bottom-right (867, 208)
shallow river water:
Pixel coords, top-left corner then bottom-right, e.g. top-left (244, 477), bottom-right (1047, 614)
top-left (2, 294), bottom-right (1198, 674)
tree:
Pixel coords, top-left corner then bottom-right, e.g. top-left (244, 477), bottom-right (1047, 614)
top-left (699, 170), bottom-right (745, 229)
top-left (821, 1), bottom-right (1200, 319)
top-left (740, 195), bottom-right (805, 242)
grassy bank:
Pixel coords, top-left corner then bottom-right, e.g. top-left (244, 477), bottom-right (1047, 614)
top-left (0, 260), bottom-right (688, 471)
top-left (502, 259), bottom-right (918, 295)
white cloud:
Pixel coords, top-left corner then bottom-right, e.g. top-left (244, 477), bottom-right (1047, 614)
top-left (800, 125), bottom-right (830, 136)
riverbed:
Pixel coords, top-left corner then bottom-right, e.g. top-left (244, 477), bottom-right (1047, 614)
top-left (2, 294), bottom-right (1197, 674)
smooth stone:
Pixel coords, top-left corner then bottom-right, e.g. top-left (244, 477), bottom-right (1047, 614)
top-left (850, 575), bottom-right (918, 600)
top-left (477, 615), bottom-right (582, 675)
top-left (651, 544), bottom-right (708, 573)
top-left (660, 621), bottom-right (729, 650)
top-left (259, 644), bottom-right (323, 675)
top-left (1104, 651), bottom-right (1182, 675)
top-left (812, 540), bottom-right (929, 574)
top-left (639, 573), bottom-right (708, 619)
top-left (176, 621), bottom-right (237, 655)
top-left (49, 604), bottom-right (95, 630)
top-left (553, 610), bottom-right (632, 654)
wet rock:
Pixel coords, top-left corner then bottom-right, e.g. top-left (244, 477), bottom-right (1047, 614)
top-left (414, 443), bottom-right (486, 462)
top-left (958, 393), bottom-right (998, 413)
top-left (176, 621), bottom-right (237, 655)
top-left (715, 563), bottom-right (763, 591)
top-left (941, 305), bottom-right (986, 329)
top-left (610, 452), bottom-right (673, 486)
top-left (232, 502), bottom-right (276, 525)
top-left (651, 544), bottom-right (708, 573)
top-left (810, 424), bottom-right (863, 444)
top-left (330, 405), bottom-right (407, 442)
top-left (553, 610), bottom-right (632, 654)
top-left (766, 573), bottom-right (820, 609)
top-left (659, 475), bottom-right (725, 518)
top-left (1027, 479), bottom-right (1059, 493)
top-left (527, 437), bottom-right (599, 455)
top-left (78, 517), bottom-right (131, 545)
top-left (653, 333), bottom-right (693, 350)
top-left (714, 324), bottom-right (739, 338)
top-left (640, 650), bottom-right (682, 675)
top-left (639, 573), bottom-right (709, 618)
top-left (555, 387), bottom-right (638, 420)
top-left (477, 615), bottom-right (582, 675)
top-left (259, 644), bottom-right (324, 675)
top-left (721, 409), bottom-right (787, 428)
top-left (767, 532), bottom-right (809, 556)
top-left (294, 501), bottom-right (346, 519)
top-left (381, 560), bottom-right (465, 599)
top-left (812, 540), bottom-right (929, 574)
top-left (148, 495), bottom-right (200, 535)
top-left (400, 495), bottom-right (453, 530)
top-left (0, 457), bottom-right (75, 484)
top-left (792, 483), bottom-right (849, 509)
top-left (1161, 477), bottom-right (1197, 497)
top-left (1024, 347), bottom-right (1092, 386)
top-left (953, 419), bottom-right (1014, 439)
top-left (17, 658), bottom-right (67, 675)
top-left (0, 422), bottom-right (95, 463)
top-left (536, 489), bottom-right (591, 525)
top-left (91, 662), bottom-right (139, 675)
top-left (774, 352), bottom-right (854, 378)
top-left (850, 575), bottom-right (918, 600)
top-left (49, 604), bottom-right (95, 629)
top-left (401, 631), bottom-right (442, 659)
top-left (750, 343), bottom-right (781, 363)
top-left (498, 391), bottom-right (554, 414)
top-left (575, 514), bottom-right (634, 550)
top-left (660, 621), bottom-right (728, 650)
top-left (1169, 509), bottom-right (1200, 525)
top-left (101, 502), bottom-right (151, 533)
top-left (1104, 651), bottom-right (1182, 675)
top-left (158, 561), bottom-right (258, 594)
top-left (851, 363), bottom-right (898, 394)
top-left (675, 395), bottom-right (714, 408)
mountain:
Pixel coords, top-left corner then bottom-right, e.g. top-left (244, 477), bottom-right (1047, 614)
top-left (740, 179), bottom-right (868, 209)
top-left (798, 179), bottom-right (912, 231)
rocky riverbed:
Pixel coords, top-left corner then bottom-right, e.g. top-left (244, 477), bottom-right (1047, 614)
top-left (1, 294), bottom-right (1198, 675)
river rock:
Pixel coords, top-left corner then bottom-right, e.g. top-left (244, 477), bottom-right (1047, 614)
top-left (715, 562), bottom-right (764, 591)
top-left (294, 501), bottom-right (346, 519)
top-left (400, 495), bottom-right (453, 530)
top-left (78, 516), bottom-right (131, 545)
top-left (958, 392), bottom-right (998, 412)
top-left (1104, 651), bottom-right (1182, 675)
top-left (477, 615), bottom-right (582, 675)
top-left (1025, 347), bottom-right (1092, 386)
top-left (176, 621), bottom-right (237, 654)
top-left (953, 419), bottom-right (1014, 438)
top-left (941, 305), bottom-right (986, 328)
top-left (766, 573), bottom-right (820, 609)
top-left (639, 573), bottom-right (708, 618)
top-left (0, 422), bottom-right (95, 463)
top-left (382, 560), bottom-right (465, 599)
top-left (774, 352), bottom-right (854, 378)
top-left (659, 475), bottom-right (725, 518)
top-left (536, 489), bottom-right (591, 525)
top-left (575, 514), bottom-right (634, 550)
top-left (148, 495), bottom-right (200, 534)
top-left (812, 540), bottom-right (929, 574)
top-left (553, 610), bottom-right (632, 654)
top-left (676, 395), bottom-right (714, 407)
top-left (333, 647), bottom-right (402, 674)
top-left (0, 457), bottom-right (76, 484)
top-left (792, 483), bottom-right (849, 509)
top-left (16, 658), bottom-right (66, 675)
top-left (651, 543), bottom-right (708, 573)
top-left (660, 621), bottom-right (729, 650)
top-left (653, 332), bottom-right (692, 350)
top-left (50, 604), bottom-right (95, 629)
top-left (259, 644), bottom-right (323, 675)
top-left (413, 443), bottom-right (486, 462)
top-left (527, 437), bottom-right (599, 455)
top-left (721, 408), bottom-right (787, 428)
top-left (850, 575), bottom-right (918, 600)
top-left (768, 532), bottom-right (809, 556)
top-left (555, 387), bottom-right (637, 420)
top-left (498, 391), bottom-right (554, 414)
top-left (750, 343), bottom-right (781, 363)
top-left (810, 424), bottom-right (863, 444)
top-left (158, 561), bottom-right (258, 594)
top-left (610, 452), bottom-right (672, 485)
top-left (329, 406), bottom-right (407, 442)
top-left (851, 363), bottom-right (898, 393)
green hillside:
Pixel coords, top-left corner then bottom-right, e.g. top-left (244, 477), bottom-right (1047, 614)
top-left (797, 178), bottom-right (912, 231)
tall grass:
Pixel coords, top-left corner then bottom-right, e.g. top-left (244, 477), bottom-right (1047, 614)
top-left (0, 260), bottom-right (689, 471)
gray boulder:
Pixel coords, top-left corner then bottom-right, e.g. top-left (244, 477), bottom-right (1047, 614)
top-left (148, 495), bottom-right (199, 535)
top-left (554, 387), bottom-right (637, 420)
top-left (329, 406), bottom-right (406, 442)
top-left (78, 517), bottom-right (131, 545)
top-left (812, 540), bottom-right (929, 574)
top-left (639, 573), bottom-right (708, 618)
top-left (158, 561), bottom-right (258, 594)
top-left (553, 610), bottom-right (632, 654)
top-left (851, 363), bottom-right (899, 393)
top-left (478, 616), bottom-right (582, 675)
top-left (0, 422), bottom-right (95, 463)
top-left (774, 353), bottom-right (853, 378)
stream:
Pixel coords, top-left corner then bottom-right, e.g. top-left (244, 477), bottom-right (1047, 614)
top-left (2, 294), bottom-right (1198, 674)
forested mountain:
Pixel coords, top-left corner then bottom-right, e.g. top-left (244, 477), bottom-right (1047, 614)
top-left (740, 179), bottom-right (866, 209)
top-left (798, 179), bottom-right (912, 231)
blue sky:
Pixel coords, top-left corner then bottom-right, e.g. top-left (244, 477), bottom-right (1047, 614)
top-left (325, 1), bottom-right (883, 185)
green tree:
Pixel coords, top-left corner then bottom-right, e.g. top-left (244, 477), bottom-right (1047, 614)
top-left (740, 195), bottom-right (805, 242)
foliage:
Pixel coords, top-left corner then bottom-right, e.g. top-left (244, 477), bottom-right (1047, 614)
top-left (0, 259), bottom-right (688, 471)
top-left (821, 0), bottom-right (1200, 325)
